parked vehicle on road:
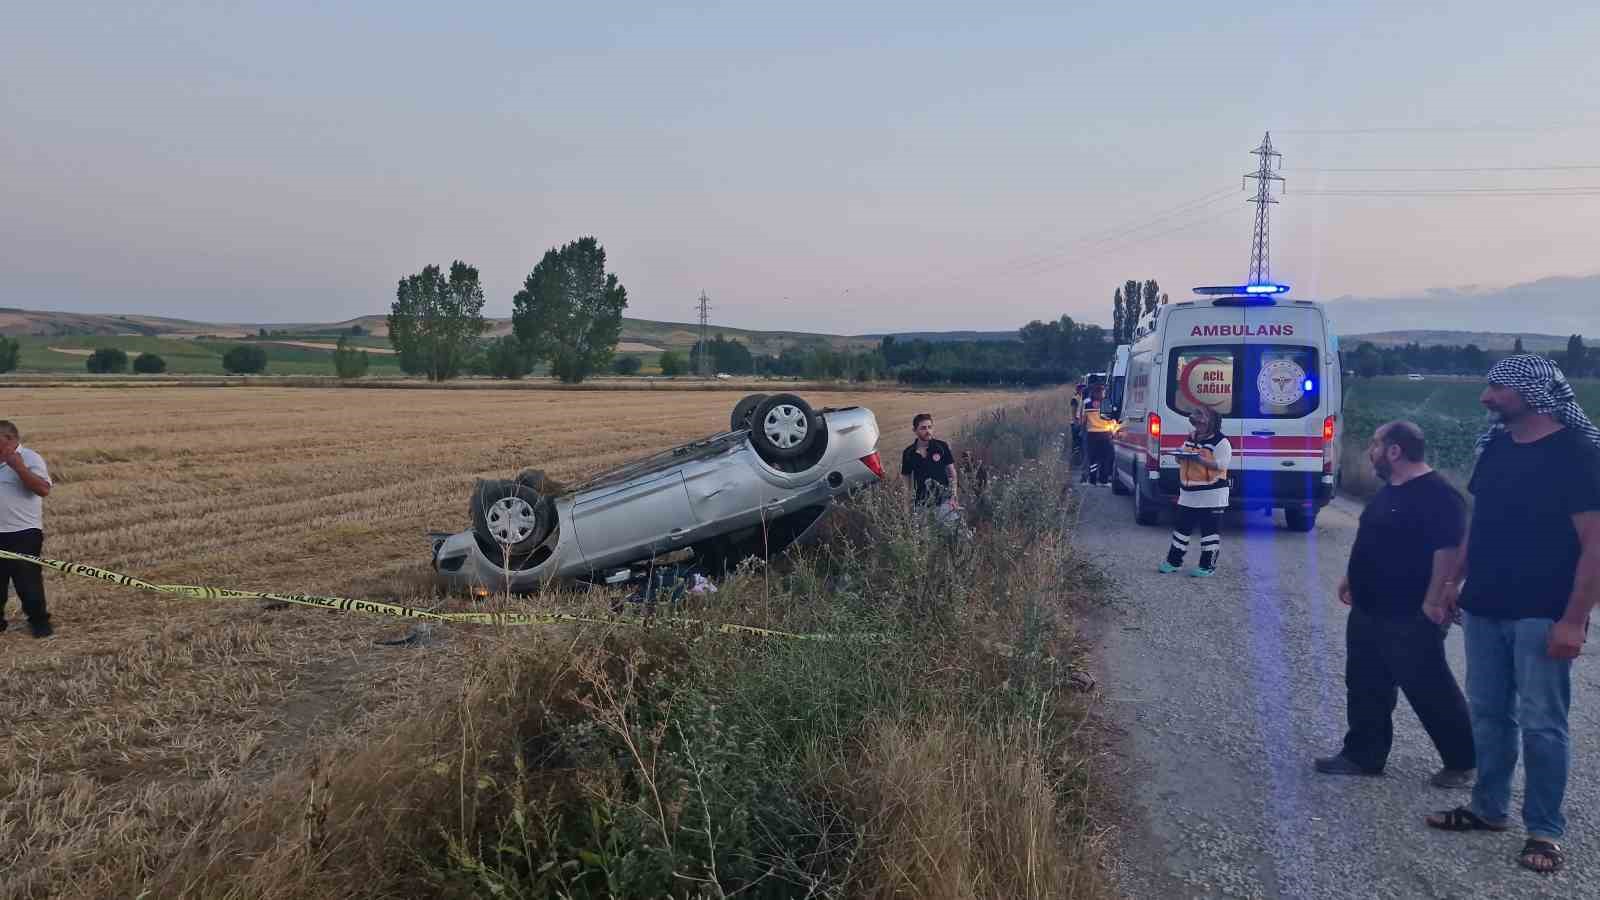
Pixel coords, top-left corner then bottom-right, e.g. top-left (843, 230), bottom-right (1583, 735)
top-left (1101, 284), bottom-right (1343, 531)
top-left (429, 393), bottom-right (886, 592)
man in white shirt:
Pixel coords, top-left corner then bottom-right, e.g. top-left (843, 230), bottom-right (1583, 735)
top-left (0, 420), bottom-right (53, 638)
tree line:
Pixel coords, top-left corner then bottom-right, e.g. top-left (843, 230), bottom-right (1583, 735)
top-left (1342, 335), bottom-right (1596, 378)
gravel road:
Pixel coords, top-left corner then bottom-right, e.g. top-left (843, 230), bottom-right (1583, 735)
top-left (1075, 484), bottom-right (1598, 899)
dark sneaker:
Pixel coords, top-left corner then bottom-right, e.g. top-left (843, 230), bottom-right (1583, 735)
top-left (30, 622), bottom-right (53, 640)
top-left (1430, 767), bottom-right (1475, 789)
top-left (1314, 754), bottom-right (1383, 777)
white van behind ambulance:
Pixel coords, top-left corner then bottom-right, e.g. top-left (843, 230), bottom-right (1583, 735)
top-left (1104, 288), bottom-right (1342, 531)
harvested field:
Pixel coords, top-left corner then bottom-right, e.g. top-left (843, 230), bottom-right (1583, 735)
top-left (0, 386), bottom-right (1013, 897)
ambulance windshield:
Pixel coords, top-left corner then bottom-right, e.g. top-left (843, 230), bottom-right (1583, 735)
top-left (1169, 345), bottom-right (1319, 419)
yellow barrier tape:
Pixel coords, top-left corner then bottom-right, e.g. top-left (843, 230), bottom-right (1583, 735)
top-left (0, 549), bottom-right (856, 641)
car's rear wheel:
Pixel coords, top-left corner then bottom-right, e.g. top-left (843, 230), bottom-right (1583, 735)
top-left (471, 480), bottom-right (554, 557)
top-left (1285, 506), bottom-right (1318, 532)
top-left (750, 393), bottom-right (819, 462)
top-left (1111, 460), bottom-right (1132, 495)
top-left (730, 393), bottom-right (768, 432)
top-left (1134, 480), bottom-right (1162, 526)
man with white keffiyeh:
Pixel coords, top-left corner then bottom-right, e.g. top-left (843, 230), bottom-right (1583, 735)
top-left (1424, 355), bottom-right (1600, 875)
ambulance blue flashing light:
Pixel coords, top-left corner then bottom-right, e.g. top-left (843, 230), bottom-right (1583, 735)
top-left (1192, 282), bottom-right (1291, 296)
top-left (1303, 379), bottom-right (1315, 392)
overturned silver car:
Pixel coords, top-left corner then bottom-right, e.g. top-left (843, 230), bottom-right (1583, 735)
top-left (430, 393), bottom-right (884, 592)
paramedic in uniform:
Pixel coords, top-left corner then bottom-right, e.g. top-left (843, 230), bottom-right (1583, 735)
top-left (1081, 393), bottom-right (1117, 485)
top-left (1158, 405), bottom-right (1230, 577)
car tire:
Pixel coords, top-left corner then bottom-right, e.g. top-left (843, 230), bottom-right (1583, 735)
top-left (730, 393), bottom-right (768, 432)
top-left (471, 479), bottom-right (554, 557)
top-left (1285, 507), bottom-right (1318, 532)
top-left (1134, 480), bottom-right (1162, 526)
top-left (750, 393), bottom-right (819, 462)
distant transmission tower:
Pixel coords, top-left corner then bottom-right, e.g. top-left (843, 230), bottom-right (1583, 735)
top-left (1244, 132), bottom-right (1284, 285)
top-left (694, 290), bottom-right (712, 377)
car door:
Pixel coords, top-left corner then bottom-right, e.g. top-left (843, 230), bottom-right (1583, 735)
top-left (571, 470), bottom-right (698, 567)
top-left (679, 449), bottom-right (761, 529)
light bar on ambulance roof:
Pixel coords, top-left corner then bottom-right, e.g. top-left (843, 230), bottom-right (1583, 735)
top-left (1191, 283), bottom-right (1291, 296)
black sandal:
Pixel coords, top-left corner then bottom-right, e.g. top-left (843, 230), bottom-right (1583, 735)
top-left (1425, 806), bottom-right (1510, 832)
top-left (1519, 839), bottom-right (1564, 874)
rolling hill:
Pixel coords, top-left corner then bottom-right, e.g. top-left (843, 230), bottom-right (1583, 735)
top-left (1340, 330), bottom-right (1571, 352)
top-left (1324, 274), bottom-right (1600, 336)
top-left (0, 309), bottom-right (887, 355)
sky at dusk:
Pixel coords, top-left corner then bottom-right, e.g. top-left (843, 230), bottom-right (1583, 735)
top-left (5, 1), bottom-right (1600, 334)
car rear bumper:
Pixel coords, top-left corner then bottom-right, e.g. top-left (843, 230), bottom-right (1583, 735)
top-left (1148, 469), bottom-right (1334, 509)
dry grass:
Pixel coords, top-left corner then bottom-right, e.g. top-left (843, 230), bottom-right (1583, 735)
top-left (0, 386), bottom-right (1014, 899)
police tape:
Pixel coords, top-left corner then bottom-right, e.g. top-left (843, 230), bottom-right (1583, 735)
top-left (0, 549), bottom-right (864, 641)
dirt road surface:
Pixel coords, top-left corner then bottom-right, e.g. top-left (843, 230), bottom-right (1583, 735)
top-left (1075, 485), bottom-right (1598, 898)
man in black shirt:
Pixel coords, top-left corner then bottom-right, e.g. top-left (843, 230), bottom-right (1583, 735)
top-left (1315, 421), bottom-right (1475, 785)
top-left (1425, 355), bottom-right (1600, 875)
top-left (901, 413), bottom-right (958, 509)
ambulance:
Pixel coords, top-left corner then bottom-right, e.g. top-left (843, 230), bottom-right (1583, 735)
top-left (1104, 284), bottom-right (1342, 531)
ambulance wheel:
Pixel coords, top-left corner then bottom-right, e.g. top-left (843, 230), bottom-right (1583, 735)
top-left (1285, 507), bottom-right (1318, 532)
top-left (1111, 464), bottom-right (1131, 496)
top-left (1133, 483), bottom-right (1162, 526)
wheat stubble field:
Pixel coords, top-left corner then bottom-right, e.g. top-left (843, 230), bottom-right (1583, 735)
top-left (0, 385), bottom-right (1011, 897)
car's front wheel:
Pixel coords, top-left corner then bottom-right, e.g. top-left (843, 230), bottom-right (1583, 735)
top-left (730, 393), bottom-right (768, 432)
top-left (471, 480), bottom-right (554, 557)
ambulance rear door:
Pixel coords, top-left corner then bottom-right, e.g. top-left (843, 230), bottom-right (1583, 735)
top-left (1237, 301), bottom-right (1327, 509)
top-left (1162, 303), bottom-right (1247, 477)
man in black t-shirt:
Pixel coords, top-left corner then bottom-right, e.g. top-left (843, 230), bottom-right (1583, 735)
top-left (1425, 356), bottom-right (1600, 876)
top-left (901, 413), bottom-right (958, 509)
top-left (1314, 421), bottom-right (1475, 786)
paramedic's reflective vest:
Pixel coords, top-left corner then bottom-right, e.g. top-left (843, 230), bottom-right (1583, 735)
top-left (1178, 431), bottom-right (1229, 491)
top-left (1084, 406), bottom-right (1117, 434)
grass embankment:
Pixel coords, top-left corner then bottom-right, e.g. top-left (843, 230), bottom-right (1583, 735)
top-left (1340, 376), bottom-right (1600, 495)
top-left (8, 391), bottom-right (1111, 900)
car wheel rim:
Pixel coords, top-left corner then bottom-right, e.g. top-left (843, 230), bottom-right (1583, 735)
top-left (763, 404), bottom-right (809, 449)
top-left (486, 497), bottom-right (539, 544)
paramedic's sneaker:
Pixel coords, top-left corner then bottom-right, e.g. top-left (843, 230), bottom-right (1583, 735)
top-left (1190, 567), bottom-right (1216, 578)
top-left (1157, 561), bottom-right (1180, 574)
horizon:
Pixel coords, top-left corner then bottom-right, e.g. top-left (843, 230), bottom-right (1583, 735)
top-left (6, 3), bottom-right (1599, 332)
top-left (3, 300), bottom-right (1583, 344)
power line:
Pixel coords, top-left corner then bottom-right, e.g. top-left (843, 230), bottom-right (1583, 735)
top-left (1297, 186), bottom-right (1600, 196)
top-left (1009, 204), bottom-right (1243, 278)
top-left (1277, 120), bottom-right (1600, 135)
top-left (1290, 164), bottom-right (1600, 173)
top-left (976, 188), bottom-right (1241, 279)
top-left (850, 185), bottom-right (1241, 303)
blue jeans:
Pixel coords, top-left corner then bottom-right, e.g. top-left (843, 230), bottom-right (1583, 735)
top-left (1463, 611), bottom-right (1574, 840)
